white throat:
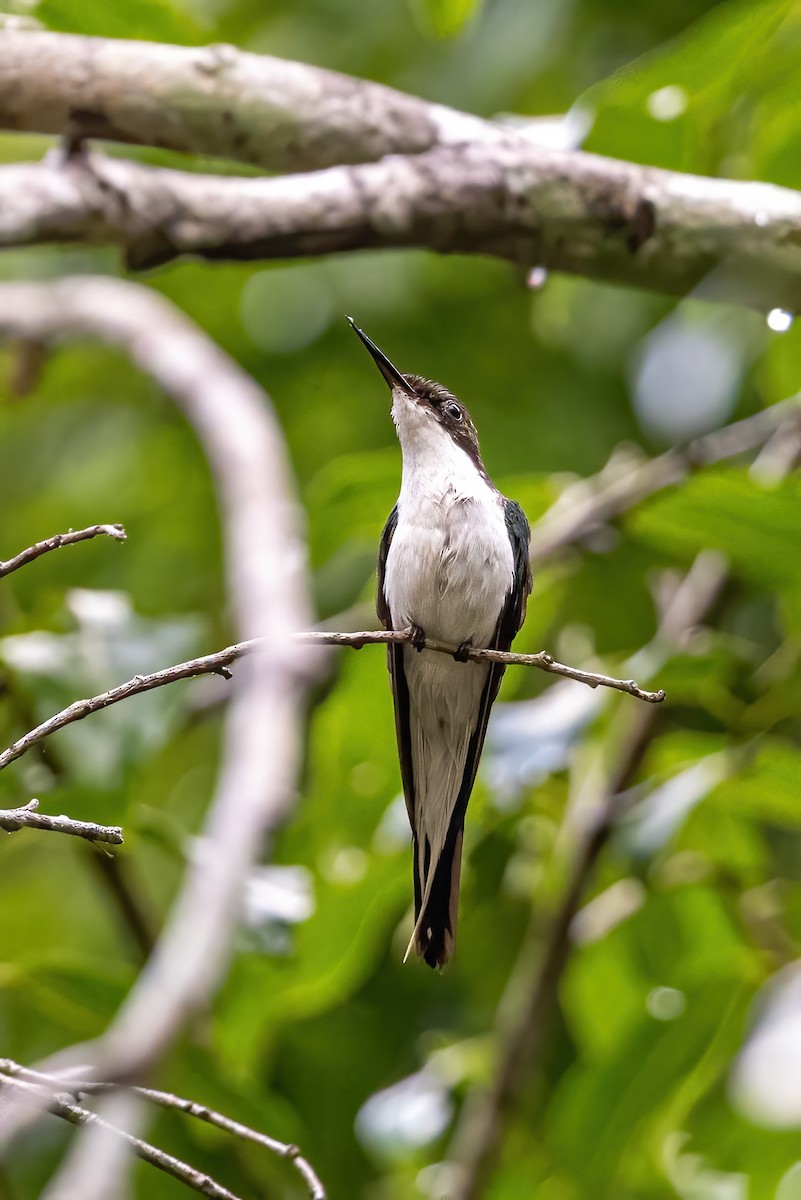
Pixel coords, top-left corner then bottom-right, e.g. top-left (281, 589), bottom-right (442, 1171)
top-left (391, 386), bottom-right (485, 507)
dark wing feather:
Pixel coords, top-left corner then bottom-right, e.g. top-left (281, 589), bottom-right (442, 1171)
top-left (416, 497), bottom-right (532, 966)
top-left (499, 498), bottom-right (533, 649)
top-left (376, 505), bottom-right (397, 629)
top-left (377, 507), bottom-right (417, 833)
top-left (466, 498), bottom-right (532, 753)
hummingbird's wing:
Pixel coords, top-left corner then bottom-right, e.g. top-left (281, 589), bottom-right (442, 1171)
top-left (378, 505), bottom-right (416, 818)
top-left (378, 505), bottom-right (426, 924)
top-left (376, 504), bottom-right (397, 629)
top-left (499, 498), bottom-right (533, 648)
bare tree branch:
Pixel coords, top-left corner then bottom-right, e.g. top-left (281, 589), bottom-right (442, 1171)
top-left (41, 1090), bottom-right (144, 1200)
top-left (0, 629), bottom-right (664, 778)
top-left (0, 798), bottom-right (122, 844)
top-left (0, 279), bottom-right (318, 1198)
top-left (0, 32), bottom-right (799, 305)
top-left (0, 1061), bottom-right (326, 1200)
top-left (530, 392), bottom-right (801, 562)
top-left (1, 139), bottom-right (801, 305)
top-left (0, 523), bottom-right (126, 578)
top-left (0, 30), bottom-right (494, 173)
top-left (446, 552), bottom-right (729, 1200)
top-left (316, 631), bottom-right (666, 700)
top-left (0, 1074), bottom-right (243, 1200)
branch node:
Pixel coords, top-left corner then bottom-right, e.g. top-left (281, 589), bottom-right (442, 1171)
top-left (0, 522), bottom-right (128, 578)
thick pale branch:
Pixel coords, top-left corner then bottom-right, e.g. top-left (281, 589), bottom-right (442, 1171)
top-left (0, 1074), bottom-right (243, 1200)
top-left (0, 523), bottom-right (126, 577)
top-left (2, 144), bottom-right (801, 305)
top-left (0, 30), bottom-right (493, 173)
top-left (0, 278), bottom-right (316, 1189)
top-left (0, 798), bottom-right (122, 844)
top-left (0, 630), bottom-right (664, 777)
top-left (0, 1061), bottom-right (326, 1200)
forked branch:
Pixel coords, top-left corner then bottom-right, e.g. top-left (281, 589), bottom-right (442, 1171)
top-left (0, 1073), bottom-right (243, 1200)
top-left (1, 33), bottom-right (801, 307)
top-left (0, 1060), bottom-right (325, 1200)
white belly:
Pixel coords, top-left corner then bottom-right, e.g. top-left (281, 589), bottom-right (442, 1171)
top-left (384, 485), bottom-right (513, 647)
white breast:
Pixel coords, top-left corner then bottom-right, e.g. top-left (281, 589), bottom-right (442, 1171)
top-left (384, 429), bottom-right (513, 648)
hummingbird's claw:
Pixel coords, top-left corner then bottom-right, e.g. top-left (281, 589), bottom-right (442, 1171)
top-left (453, 639), bottom-right (473, 663)
top-left (410, 625), bottom-right (427, 653)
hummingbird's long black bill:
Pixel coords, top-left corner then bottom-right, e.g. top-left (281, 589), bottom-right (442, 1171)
top-left (346, 316), bottom-right (417, 396)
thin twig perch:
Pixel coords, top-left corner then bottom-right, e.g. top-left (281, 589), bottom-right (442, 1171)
top-left (0, 629), bottom-right (664, 777)
top-left (0, 799), bottom-right (122, 844)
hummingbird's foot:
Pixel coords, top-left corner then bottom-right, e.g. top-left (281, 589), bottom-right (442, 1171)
top-left (453, 639), bottom-right (473, 663)
top-left (410, 624), bottom-right (427, 652)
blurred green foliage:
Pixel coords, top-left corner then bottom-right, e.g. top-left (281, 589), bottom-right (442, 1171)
top-left (3, 1), bottom-right (801, 1198)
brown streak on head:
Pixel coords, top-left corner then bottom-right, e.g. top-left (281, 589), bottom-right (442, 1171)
top-left (405, 374), bottom-right (488, 479)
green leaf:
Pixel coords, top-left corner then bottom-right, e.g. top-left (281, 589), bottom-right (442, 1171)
top-left (37, 0), bottom-right (205, 43)
top-left (409, 0), bottom-right (483, 39)
top-left (630, 467), bottom-right (801, 633)
top-left (581, 0), bottom-right (794, 174)
top-left (707, 740), bottom-right (801, 829)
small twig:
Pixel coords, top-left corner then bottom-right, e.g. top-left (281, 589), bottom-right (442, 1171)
top-left (0, 524), bottom-right (127, 578)
top-left (309, 630), bottom-right (665, 701)
top-left (0, 630), bottom-right (663, 777)
top-left (0, 799), bottom-right (122, 845)
top-left (134, 1088), bottom-right (325, 1200)
top-left (86, 849), bottom-right (156, 960)
top-left (0, 1073), bottom-right (242, 1200)
top-left (0, 1062), bottom-right (326, 1200)
top-left (530, 394), bottom-right (801, 562)
top-left (8, 337), bottom-right (48, 397)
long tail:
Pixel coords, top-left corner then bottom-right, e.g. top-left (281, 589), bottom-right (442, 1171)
top-left (398, 652), bottom-right (507, 970)
top-left (404, 824), bottom-right (464, 968)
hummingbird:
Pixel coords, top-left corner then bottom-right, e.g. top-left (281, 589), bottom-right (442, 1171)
top-left (348, 317), bottom-right (532, 968)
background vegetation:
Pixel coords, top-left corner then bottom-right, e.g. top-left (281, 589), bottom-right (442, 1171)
top-left (3, 0), bottom-right (801, 1197)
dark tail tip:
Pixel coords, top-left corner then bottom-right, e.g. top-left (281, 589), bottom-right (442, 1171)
top-left (419, 926), bottom-right (451, 970)
top-left (413, 829), bottom-right (463, 970)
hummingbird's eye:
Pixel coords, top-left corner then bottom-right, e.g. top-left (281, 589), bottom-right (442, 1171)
top-left (445, 403), bottom-right (462, 422)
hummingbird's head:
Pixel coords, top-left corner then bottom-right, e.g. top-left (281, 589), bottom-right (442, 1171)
top-left (346, 316), bottom-right (484, 473)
